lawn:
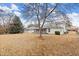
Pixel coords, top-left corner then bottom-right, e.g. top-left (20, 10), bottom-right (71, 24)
top-left (0, 31), bottom-right (79, 56)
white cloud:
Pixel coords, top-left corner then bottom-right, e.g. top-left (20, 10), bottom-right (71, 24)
top-left (67, 13), bottom-right (79, 18)
top-left (11, 4), bottom-right (19, 11)
top-left (72, 13), bottom-right (78, 16)
top-left (14, 11), bottom-right (21, 16)
top-left (67, 13), bottom-right (79, 27)
top-left (21, 19), bottom-right (30, 28)
top-left (0, 6), bottom-right (12, 13)
top-left (11, 4), bottom-right (21, 17)
top-left (0, 4), bottom-right (21, 17)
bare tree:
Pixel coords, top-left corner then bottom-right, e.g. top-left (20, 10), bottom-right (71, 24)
top-left (25, 3), bottom-right (58, 37)
top-left (0, 12), bottom-right (18, 34)
top-left (6, 14), bottom-right (15, 33)
top-left (0, 15), bottom-right (7, 34)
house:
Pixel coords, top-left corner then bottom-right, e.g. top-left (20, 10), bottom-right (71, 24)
top-left (24, 24), bottom-right (48, 34)
top-left (25, 20), bottom-right (69, 35)
top-left (76, 27), bottom-right (79, 33)
top-left (67, 26), bottom-right (77, 31)
top-left (45, 21), bottom-right (68, 35)
top-left (46, 26), bottom-right (66, 35)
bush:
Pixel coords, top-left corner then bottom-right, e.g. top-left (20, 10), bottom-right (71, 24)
top-left (55, 31), bottom-right (60, 35)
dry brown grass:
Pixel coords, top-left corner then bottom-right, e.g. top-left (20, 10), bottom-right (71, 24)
top-left (0, 31), bottom-right (79, 56)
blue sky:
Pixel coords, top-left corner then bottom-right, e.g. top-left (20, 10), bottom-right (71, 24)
top-left (0, 3), bottom-right (79, 27)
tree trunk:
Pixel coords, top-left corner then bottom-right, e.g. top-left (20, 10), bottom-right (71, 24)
top-left (39, 27), bottom-right (42, 37)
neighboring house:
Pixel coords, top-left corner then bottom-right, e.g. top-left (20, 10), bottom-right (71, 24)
top-left (67, 26), bottom-right (77, 31)
top-left (75, 27), bottom-right (79, 33)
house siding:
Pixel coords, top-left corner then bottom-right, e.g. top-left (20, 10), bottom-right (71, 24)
top-left (48, 28), bottom-right (65, 35)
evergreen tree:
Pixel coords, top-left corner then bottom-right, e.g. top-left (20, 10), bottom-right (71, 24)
top-left (9, 15), bottom-right (24, 34)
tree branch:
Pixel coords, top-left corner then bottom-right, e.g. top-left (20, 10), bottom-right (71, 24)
top-left (41, 3), bottom-right (58, 28)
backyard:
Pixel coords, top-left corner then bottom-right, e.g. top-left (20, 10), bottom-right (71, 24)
top-left (0, 31), bottom-right (79, 56)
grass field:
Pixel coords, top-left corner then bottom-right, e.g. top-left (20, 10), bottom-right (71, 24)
top-left (0, 31), bottom-right (79, 56)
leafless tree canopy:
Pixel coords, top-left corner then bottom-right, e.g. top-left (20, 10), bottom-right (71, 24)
top-left (24, 3), bottom-right (58, 37)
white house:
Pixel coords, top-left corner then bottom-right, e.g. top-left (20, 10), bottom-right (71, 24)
top-left (45, 21), bottom-right (68, 35)
top-left (24, 24), bottom-right (48, 34)
top-left (25, 20), bottom-right (69, 35)
top-left (24, 9), bottom-right (73, 35)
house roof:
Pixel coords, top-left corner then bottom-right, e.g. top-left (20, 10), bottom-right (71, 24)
top-left (27, 23), bottom-right (64, 30)
top-left (45, 25), bottom-right (64, 29)
top-left (27, 19), bottom-right (67, 30)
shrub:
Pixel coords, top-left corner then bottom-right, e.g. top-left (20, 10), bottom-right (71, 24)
top-left (55, 31), bottom-right (60, 35)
